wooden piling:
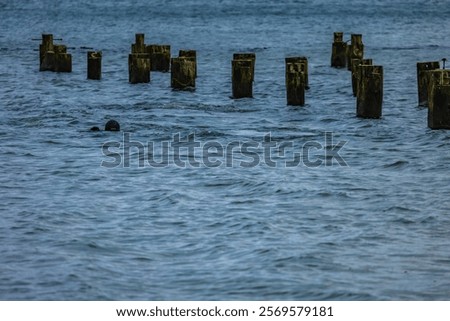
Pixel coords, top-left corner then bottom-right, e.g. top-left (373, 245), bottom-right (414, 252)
top-left (52, 45), bottom-right (71, 72)
top-left (417, 61), bottom-right (440, 106)
top-left (352, 58), bottom-right (372, 97)
top-left (39, 35), bottom-right (72, 72)
top-left (54, 52), bottom-right (72, 72)
top-left (147, 45), bottom-right (171, 72)
top-left (356, 65), bottom-right (383, 118)
top-left (132, 33), bottom-right (146, 54)
top-left (233, 53), bottom-right (255, 81)
top-left (171, 57), bottom-right (196, 90)
top-left (331, 32), bottom-right (347, 68)
top-left (128, 53), bottom-right (150, 84)
top-left (39, 34), bottom-right (54, 70)
top-left (286, 63), bottom-right (305, 106)
top-left (40, 51), bottom-right (56, 72)
top-left (347, 34), bottom-right (364, 71)
top-left (285, 57), bottom-right (309, 89)
top-left (232, 59), bottom-right (253, 99)
top-left (426, 70), bottom-right (450, 112)
top-left (179, 50), bottom-right (197, 78)
top-left (429, 84), bottom-right (450, 129)
top-left (87, 51), bottom-right (102, 80)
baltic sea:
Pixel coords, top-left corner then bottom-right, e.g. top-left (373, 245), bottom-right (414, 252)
top-left (0, 0), bottom-right (449, 300)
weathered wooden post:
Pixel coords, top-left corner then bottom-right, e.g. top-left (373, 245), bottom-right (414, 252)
top-left (39, 34), bottom-right (54, 70)
top-left (128, 34), bottom-right (150, 83)
top-left (40, 51), bottom-right (56, 72)
top-left (285, 57), bottom-right (309, 89)
top-left (356, 65), bottom-right (383, 118)
top-left (233, 53), bottom-right (255, 81)
top-left (286, 62), bottom-right (305, 106)
top-left (232, 59), bottom-right (253, 98)
top-left (87, 51), bottom-right (102, 80)
top-left (147, 45), bottom-right (171, 72)
top-left (179, 50), bottom-right (197, 78)
top-left (132, 33), bottom-right (146, 53)
top-left (331, 32), bottom-right (347, 68)
top-left (171, 57), bottom-right (196, 90)
top-left (427, 70), bottom-right (450, 113)
top-left (128, 53), bottom-right (150, 84)
top-left (347, 34), bottom-right (364, 71)
top-left (352, 58), bottom-right (372, 97)
top-left (429, 84), bottom-right (450, 129)
top-left (417, 61), bottom-right (440, 106)
top-left (53, 44), bottom-right (72, 72)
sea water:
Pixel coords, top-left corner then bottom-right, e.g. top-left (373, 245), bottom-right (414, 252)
top-left (0, 0), bottom-right (449, 300)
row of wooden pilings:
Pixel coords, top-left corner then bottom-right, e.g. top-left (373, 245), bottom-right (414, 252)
top-left (126, 34), bottom-right (310, 104)
top-left (39, 33), bottom-right (449, 129)
top-left (38, 33), bottom-right (309, 103)
top-left (417, 62), bottom-right (450, 129)
top-left (331, 32), bottom-right (449, 129)
top-left (331, 32), bottom-right (383, 119)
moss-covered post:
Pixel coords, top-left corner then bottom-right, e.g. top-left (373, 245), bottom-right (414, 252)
top-left (347, 34), bottom-right (364, 71)
top-left (285, 57), bottom-right (309, 89)
top-left (132, 33), bottom-right (146, 54)
top-left (39, 34), bottom-right (54, 70)
top-left (356, 65), bottom-right (383, 118)
top-left (128, 53), bottom-right (150, 84)
top-left (40, 51), bottom-right (56, 72)
top-left (427, 70), bottom-right (450, 112)
top-left (417, 61), bottom-right (440, 106)
top-left (39, 35), bottom-right (71, 72)
top-left (232, 59), bottom-right (253, 99)
top-left (429, 84), bottom-right (450, 129)
top-left (331, 32), bottom-right (347, 68)
top-left (53, 44), bottom-right (72, 72)
top-left (233, 53), bottom-right (255, 82)
top-left (171, 57), bottom-right (196, 90)
top-left (179, 50), bottom-right (197, 78)
top-left (128, 34), bottom-right (150, 83)
top-left (147, 45), bottom-right (171, 72)
top-left (352, 58), bottom-right (372, 97)
top-left (286, 63), bottom-right (305, 106)
top-left (87, 51), bottom-right (102, 80)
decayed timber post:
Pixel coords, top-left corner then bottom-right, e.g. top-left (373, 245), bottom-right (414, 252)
top-left (285, 57), bottom-right (309, 89)
top-left (356, 65), bottom-right (383, 118)
top-left (417, 61), bottom-right (440, 106)
top-left (87, 51), bottom-right (102, 80)
top-left (286, 62), bottom-right (305, 106)
top-left (232, 58), bottom-right (253, 98)
top-left (171, 57), bottom-right (196, 90)
top-left (331, 32), bottom-right (347, 68)
top-left (347, 34), bottom-right (364, 71)
top-left (128, 34), bottom-right (150, 83)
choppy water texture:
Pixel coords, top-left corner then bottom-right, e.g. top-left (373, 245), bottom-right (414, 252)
top-left (1, 0), bottom-right (450, 300)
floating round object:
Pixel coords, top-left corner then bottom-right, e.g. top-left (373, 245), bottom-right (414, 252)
top-left (90, 126), bottom-right (100, 131)
top-left (105, 120), bottom-right (120, 131)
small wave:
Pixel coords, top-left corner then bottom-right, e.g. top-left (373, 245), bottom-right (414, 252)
top-left (391, 217), bottom-right (416, 225)
top-left (384, 206), bottom-right (420, 214)
top-left (380, 46), bottom-right (422, 51)
top-left (420, 215), bottom-right (437, 223)
top-left (383, 160), bottom-right (409, 169)
top-left (320, 117), bottom-right (339, 123)
top-left (194, 129), bottom-right (226, 139)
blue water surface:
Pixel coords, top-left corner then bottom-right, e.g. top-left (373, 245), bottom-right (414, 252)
top-left (0, 0), bottom-right (449, 300)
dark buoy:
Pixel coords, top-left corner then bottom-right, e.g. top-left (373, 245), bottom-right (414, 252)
top-left (90, 126), bottom-right (100, 131)
top-left (105, 120), bottom-right (120, 131)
